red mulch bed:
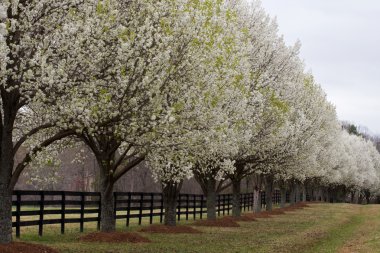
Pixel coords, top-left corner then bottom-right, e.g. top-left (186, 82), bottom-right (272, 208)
top-left (283, 202), bottom-right (310, 211)
top-left (223, 215), bottom-right (257, 222)
top-left (243, 209), bottom-right (285, 219)
top-left (0, 242), bottom-right (58, 253)
top-left (192, 217), bottom-right (240, 227)
top-left (79, 232), bottom-right (150, 243)
top-left (140, 225), bottom-right (202, 234)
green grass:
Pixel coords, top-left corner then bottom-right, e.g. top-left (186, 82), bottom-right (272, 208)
top-left (305, 213), bottom-right (363, 253)
top-left (14, 203), bottom-right (380, 253)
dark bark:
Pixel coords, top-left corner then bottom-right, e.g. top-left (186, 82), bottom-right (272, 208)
top-left (81, 134), bottom-right (144, 231)
top-left (358, 193), bottom-right (363, 204)
top-left (252, 174), bottom-right (262, 213)
top-left (194, 171), bottom-right (218, 220)
top-left (289, 184), bottom-right (295, 205)
top-left (0, 111), bottom-right (16, 244)
top-left (232, 179), bottom-right (241, 217)
top-left (364, 190), bottom-right (371, 204)
top-left (253, 187), bottom-right (261, 213)
top-left (100, 173), bottom-right (115, 232)
top-left (295, 183), bottom-right (300, 203)
top-left (264, 176), bottom-right (273, 211)
top-left (100, 190), bottom-right (115, 232)
top-left (0, 187), bottom-right (12, 244)
top-left (206, 178), bottom-right (217, 220)
top-left (280, 187), bottom-right (286, 208)
top-left (350, 191), bottom-right (355, 204)
top-left (325, 189), bottom-right (330, 203)
top-left (302, 184), bottom-right (307, 202)
top-left (162, 181), bottom-right (182, 226)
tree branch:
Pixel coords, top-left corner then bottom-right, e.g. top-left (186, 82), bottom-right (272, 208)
top-left (113, 155), bottom-right (145, 182)
top-left (13, 123), bottom-right (55, 156)
top-left (10, 129), bottom-right (75, 189)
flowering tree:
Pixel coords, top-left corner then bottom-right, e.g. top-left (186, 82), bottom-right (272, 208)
top-left (42, 0), bottom-right (234, 231)
top-left (0, 0), bottom-right (90, 243)
top-left (223, 0), bottom-right (307, 216)
top-left (147, 0), bottom-right (256, 224)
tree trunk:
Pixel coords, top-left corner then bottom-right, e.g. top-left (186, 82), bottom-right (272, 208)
top-left (252, 174), bottom-right (262, 213)
top-left (350, 191), bottom-right (355, 204)
top-left (302, 184), bottom-right (307, 202)
top-left (162, 182), bottom-right (181, 226)
top-left (265, 176), bottom-right (273, 211)
top-left (232, 179), bottom-right (241, 217)
top-left (206, 179), bottom-right (217, 220)
top-left (325, 190), bottom-right (330, 203)
top-left (253, 187), bottom-right (261, 213)
top-left (0, 128), bottom-right (16, 244)
top-left (295, 183), bottom-right (300, 203)
top-left (365, 192), bottom-right (370, 205)
top-left (100, 177), bottom-right (115, 232)
top-left (280, 187), bottom-right (286, 208)
top-left (289, 184), bottom-right (295, 205)
top-left (316, 188), bottom-right (320, 201)
top-left (0, 188), bottom-right (12, 244)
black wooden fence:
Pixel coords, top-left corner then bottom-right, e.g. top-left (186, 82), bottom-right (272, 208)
top-left (12, 190), bottom-right (287, 238)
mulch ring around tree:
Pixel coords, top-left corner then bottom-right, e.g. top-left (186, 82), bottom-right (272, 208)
top-left (267, 209), bottom-right (286, 215)
top-left (192, 217), bottom-right (240, 227)
top-left (0, 242), bottom-right (58, 253)
top-left (140, 225), bottom-right (202, 234)
top-left (79, 232), bottom-right (151, 243)
top-left (246, 212), bottom-right (273, 219)
top-left (283, 202), bottom-right (310, 211)
top-left (223, 215), bottom-right (257, 222)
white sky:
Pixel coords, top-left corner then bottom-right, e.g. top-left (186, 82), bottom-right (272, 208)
top-left (259, 0), bottom-right (380, 135)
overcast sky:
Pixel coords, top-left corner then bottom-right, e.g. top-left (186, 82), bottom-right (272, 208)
top-left (260, 0), bottom-right (380, 135)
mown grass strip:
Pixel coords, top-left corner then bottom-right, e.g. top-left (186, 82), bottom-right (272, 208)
top-left (305, 213), bottom-right (364, 253)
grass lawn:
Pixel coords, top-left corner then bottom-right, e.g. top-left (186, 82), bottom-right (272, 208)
top-left (14, 203), bottom-right (380, 253)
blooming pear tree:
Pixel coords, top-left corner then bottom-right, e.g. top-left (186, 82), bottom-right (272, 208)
top-left (0, 0), bottom-right (92, 243)
top-left (147, 0), bottom-right (257, 224)
top-left (223, 0), bottom-right (308, 216)
top-left (40, 0), bottom-right (223, 231)
top-left (1, 0), bottom-right (380, 242)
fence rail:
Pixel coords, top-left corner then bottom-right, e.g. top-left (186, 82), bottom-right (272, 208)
top-left (12, 189), bottom-right (289, 238)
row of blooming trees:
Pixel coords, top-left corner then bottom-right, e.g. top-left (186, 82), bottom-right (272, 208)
top-left (1, 0), bottom-right (380, 244)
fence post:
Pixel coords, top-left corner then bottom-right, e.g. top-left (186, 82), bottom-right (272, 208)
top-left (80, 192), bottom-right (85, 232)
top-left (139, 193), bottom-right (143, 225)
top-left (15, 191), bottom-right (21, 238)
top-left (186, 194), bottom-right (189, 221)
top-left (177, 194), bottom-right (181, 222)
top-left (113, 192), bottom-right (117, 223)
top-left (126, 192), bottom-right (131, 227)
top-left (218, 195), bottom-right (221, 216)
top-left (193, 195), bottom-right (196, 220)
top-left (38, 191), bottom-right (45, 237)
top-left (61, 191), bottom-right (66, 234)
top-left (223, 195), bottom-right (226, 215)
top-left (97, 193), bottom-right (101, 231)
top-left (149, 193), bottom-right (154, 224)
top-left (200, 195), bottom-right (204, 219)
top-left (160, 194), bottom-right (164, 223)
top-left (249, 193), bottom-right (252, 210)
top-left (227, 195), bottom-right (230, 215)
top-left (243, 193), bottom-right (247, 212)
